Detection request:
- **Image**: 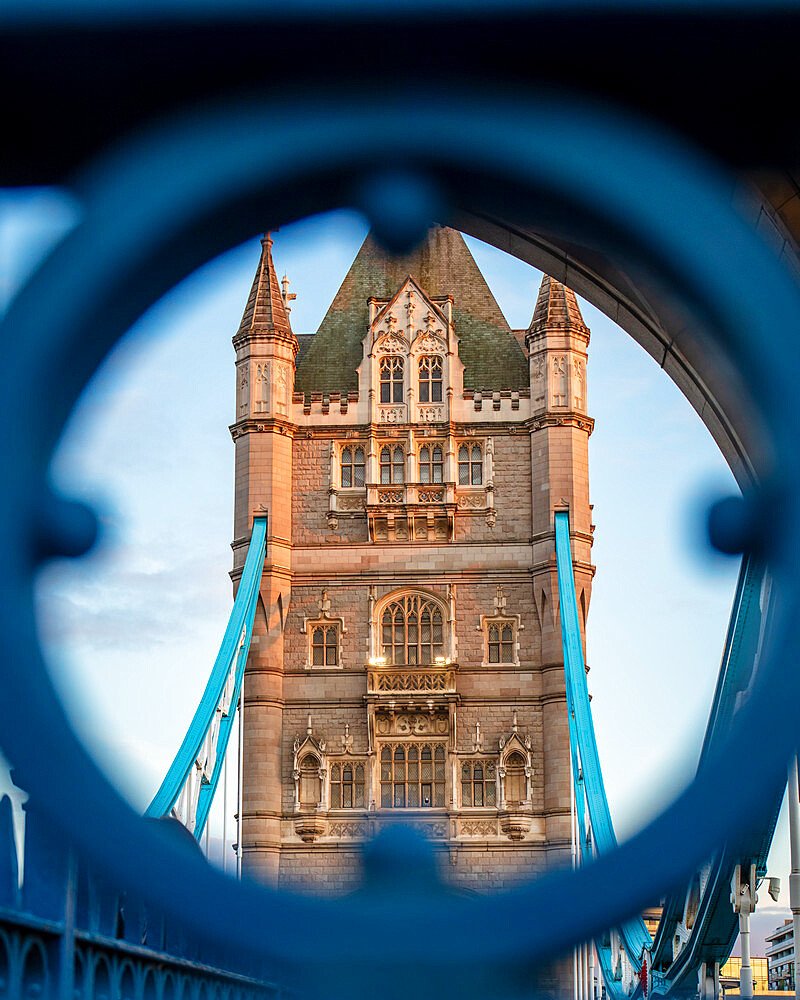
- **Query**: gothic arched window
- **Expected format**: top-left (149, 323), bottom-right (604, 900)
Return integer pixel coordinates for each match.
top-left (418, 356), bottom-right (443, 403)
top-left (419, 444), bottom-right (443, 484)
top-left (380, 446), bottom-right (404, 484)
top-left (340, 446), bottom-right (365, 488)
top-left (461, 760), bottom-right (497, 807)
top-left (458, 444), bottom-right (483, 485)
top-left (298, 754), bottom-right (321, 810)
top-left (330, 762), bottom-right (365, 808)
top-left (380, 593), bottom-right (444, 665)
top-left (380, 743), bottom-right (445, 808)
top-left (380, 356), bottom-right (404, 403)
top-left (504, 751), bottom-right (526, 806)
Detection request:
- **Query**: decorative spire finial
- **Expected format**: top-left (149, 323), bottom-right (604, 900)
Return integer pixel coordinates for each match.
top-left (307, 714), bottom-right (313, 736)
top-left (281, 273), bottom-right (297, 314)
top-left (512, 711), bottom-right (518, 732)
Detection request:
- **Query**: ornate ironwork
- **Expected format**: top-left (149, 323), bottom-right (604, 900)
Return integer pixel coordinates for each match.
top-left (1, 6), bottom-right (800, 998)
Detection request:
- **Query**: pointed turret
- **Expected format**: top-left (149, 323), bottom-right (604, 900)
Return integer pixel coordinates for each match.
top-left (237, 233), bottom-right (293, 339)
top-left (527, 274), bottom-right (589, 337)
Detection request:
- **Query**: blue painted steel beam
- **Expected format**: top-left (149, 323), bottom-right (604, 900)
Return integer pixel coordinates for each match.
top-left (557, 512), bottom-right (784, 999)
top-left (146, 517), bottom-right (267, 835)
top-left (555, 510), bottom-right (653, 982)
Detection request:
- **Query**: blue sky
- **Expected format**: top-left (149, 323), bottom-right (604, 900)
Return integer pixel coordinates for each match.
top-left (1, 193), bottom-right (791, 946)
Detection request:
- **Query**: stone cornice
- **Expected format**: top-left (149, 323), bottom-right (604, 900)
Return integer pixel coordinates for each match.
top-left (525, 412), bottom-right (595, 434)
top-left (229, 417), bottom-right (296, 440)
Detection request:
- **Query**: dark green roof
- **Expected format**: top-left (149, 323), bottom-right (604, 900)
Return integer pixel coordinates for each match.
top-left (295, 227), bottom-right (529, 395)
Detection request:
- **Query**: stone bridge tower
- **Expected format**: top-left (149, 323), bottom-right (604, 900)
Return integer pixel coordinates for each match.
top-left (231, 228), bottom-right (594, 912)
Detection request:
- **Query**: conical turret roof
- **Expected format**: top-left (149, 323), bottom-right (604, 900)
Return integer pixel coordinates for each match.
top-left (528, 274), bottom-right (589, 335)
top-left (295, 226), bottom-right (529, 395)
top-left (236, 233), bottom-right (293, 338)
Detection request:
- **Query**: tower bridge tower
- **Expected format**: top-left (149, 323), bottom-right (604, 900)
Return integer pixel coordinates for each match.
top-left (231, 227), bottom-right (594, 903)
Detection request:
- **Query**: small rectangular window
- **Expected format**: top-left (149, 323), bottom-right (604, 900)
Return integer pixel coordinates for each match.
top-left (310, 623), bottom-right (339, 667)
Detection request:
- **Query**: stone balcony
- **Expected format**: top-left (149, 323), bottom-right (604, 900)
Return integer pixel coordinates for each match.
top-left (366, 481), bottom-right (453, 506)
top-left (365, 481), bottom-right (455, 542)
top-left (366, 663), bottom-right (457, 696)
top-left (329, 481), bottom-right (494, 539)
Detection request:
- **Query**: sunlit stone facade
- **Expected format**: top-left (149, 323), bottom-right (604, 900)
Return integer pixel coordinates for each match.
top-left (232, 228), bottom-right (594, 923)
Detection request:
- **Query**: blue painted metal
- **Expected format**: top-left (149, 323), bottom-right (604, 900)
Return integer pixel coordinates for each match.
top-left (0, 787), bottom-right (281, 998)
top-left (555, 510), bottom-right (652, 987)
top-left (556, 516), bottom-right (784, 998)
top-left (699, 555), bottom-right (764, 765)
top-left (1, 39), bottom-right (800, 999)
top-left (146, 516), bottom-right (267, 836)
top-left (654, 555), bottom-right (783, 996)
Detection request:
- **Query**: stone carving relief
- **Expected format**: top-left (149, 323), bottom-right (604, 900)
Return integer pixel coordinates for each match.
top-left (376, 333), bottom-right (405, 354)
top-left (375, 711), bottom-right (449, 736)
top-left (376, 821), bottom-right (447, 839)
top-left (532, 355), bottom-right (546, 407)
top-left (552, 356), bottom-right (568, 407)
top-left (417, 405), bottom-right (445, 423)
top-left (413, 333), bottom-right (445, 354)
top-left (378, 405), bottom-right (407, 423)
top-left (276, 362), bottom-right (290, 416)
top-left (457, 494), bottom-right (484, 509)
top-left (404, 289), bottom-right (416, 327)
top-left (418, 489), bottom-right (444, 503)
top-left (255, 361), bottom-right (270, 413)
top-left (328, 822), bottom-right (367, 839)
top-left (237, 364), bottom-right (249, 416)
top-left (339, 496), bottom-right (366, 511)
top-left (460, 820), bottom-right (497, 837)
top-left (573, 357), bottom-right (585, 410)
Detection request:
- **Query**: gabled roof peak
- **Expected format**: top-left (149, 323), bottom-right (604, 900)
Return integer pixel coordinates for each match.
top-left (295, 226), bottom-right (529, 395)
top-left (528, 274), bottom-right (588, 336)
top-left (236, 232), bottom-right (294, 340)
top-left (371, 273), bottom-right (451, 328)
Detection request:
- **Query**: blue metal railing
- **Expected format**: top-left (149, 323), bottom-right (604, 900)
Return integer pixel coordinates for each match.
top-left (0, 794), bottom-right (281, 999)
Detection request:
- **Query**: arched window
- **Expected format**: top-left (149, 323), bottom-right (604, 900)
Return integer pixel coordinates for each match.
top-left (381, 593), bottom-right (444, 664)
top-left (311, 624), bottom-right (338, 666)
top-left (380, 446), bottom-right (404, 484)
top-left (461, 760), bottom-right (497, 807)
top-left (458, 444), bottom-right (483, 485)
top-left (418, 444), bottom-right (443, 484)
top-left (340, 446), bottom-right (365, 488)
top-left (504, 751), bottom-right (526, 806)
top-left (380, 743), bottom-right (445, 808)
top-left (380, 356), bottom-right (404, 403)
top-left (299, 754), bottom-right (321, 810)
top-left (330, 762), bottom-right (365, 808)
top-left (418, 356), bottom-right (443, 403)
top-left (488, 623), bottom-right (514, 663)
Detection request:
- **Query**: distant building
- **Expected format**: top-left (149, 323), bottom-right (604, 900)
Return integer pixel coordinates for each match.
top-left (719, 957), bottom-right (770, 995)
top-left (766, 918), bottom-right (795, 991)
